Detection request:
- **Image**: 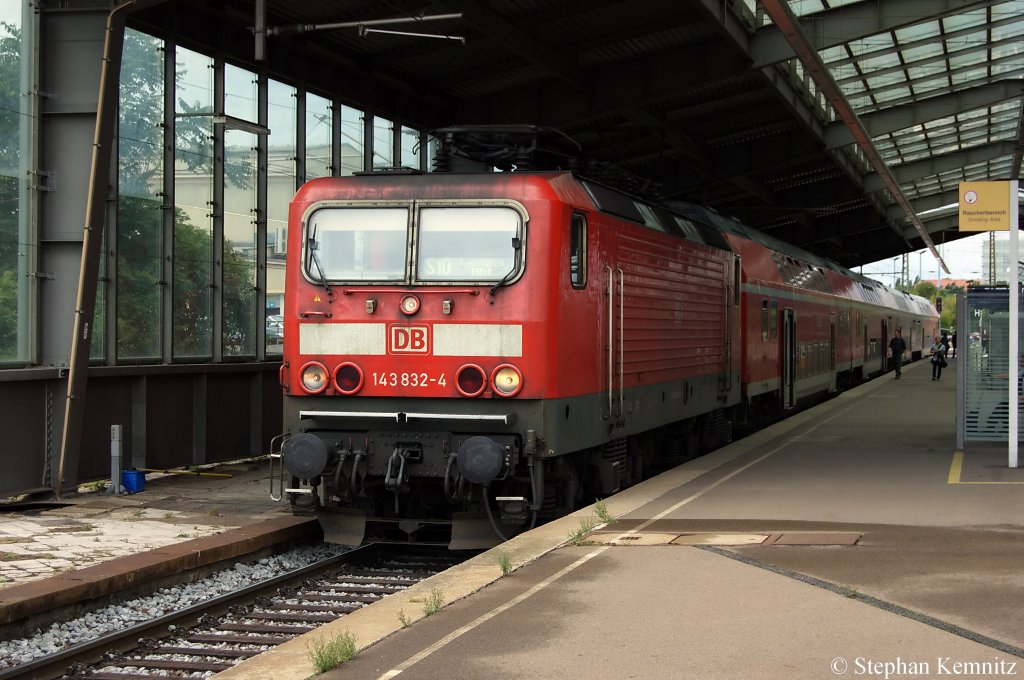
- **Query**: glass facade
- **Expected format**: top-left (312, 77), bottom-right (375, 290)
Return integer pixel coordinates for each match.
top-left (223, 128), bottom-right (257, 358)
top-left (117, 29), bottom-right (164, 361)
top-left (373, 115), bottom-right (394, 169)
top-left (340, 105), bottom-right (363, 176)
top-left (306, 92), bottom-right (332, 180)
top-left (1, 17), bottom-right (424, 367)
top-left (0, 5), bottom-right (23, 362)
top-left (173, 47), bottom-right (214, 360)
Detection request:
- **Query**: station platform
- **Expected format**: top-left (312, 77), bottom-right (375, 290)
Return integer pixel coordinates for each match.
top-left (0, 460), bottom-right (292, 588)
top-left (3, 356), bottom-right (1023, 679)
top-left (215, 356), bottom-right (1024, 680)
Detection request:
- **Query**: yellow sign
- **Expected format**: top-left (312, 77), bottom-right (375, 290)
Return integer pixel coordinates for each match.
top-left (958, 181), bottom-right (1015, 232)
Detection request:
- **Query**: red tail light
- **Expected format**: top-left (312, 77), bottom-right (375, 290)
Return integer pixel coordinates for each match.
top-left (456, 364), bottom-right (486, 397)
top-left (334, 362), bottom-right (364, 395)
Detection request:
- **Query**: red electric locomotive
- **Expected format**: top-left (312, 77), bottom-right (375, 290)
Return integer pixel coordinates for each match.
top-left (272, 129), bottom-right (938, 548)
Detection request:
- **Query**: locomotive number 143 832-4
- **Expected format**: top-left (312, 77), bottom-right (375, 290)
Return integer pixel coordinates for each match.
top-left (372, 371), bottom-right (448, 388)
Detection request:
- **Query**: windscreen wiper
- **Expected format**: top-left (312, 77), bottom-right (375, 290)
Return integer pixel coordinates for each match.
top-left (488, 236), bottom-right (522, 300)
top-left (307, 224), bottom-right (333, 297)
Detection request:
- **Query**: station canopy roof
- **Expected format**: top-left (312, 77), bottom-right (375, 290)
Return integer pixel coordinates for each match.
top-left (130, 0), bottom-right (1024, 270)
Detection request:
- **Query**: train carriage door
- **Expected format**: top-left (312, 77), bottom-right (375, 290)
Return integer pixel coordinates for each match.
top-left (783, 309), bottom-right (796, 409)
top-left (829, 313), bottom-right (837, 393)
top-left (881, 318), bottom-right (890, 374)
top-left (862, 316), bottom-right (869, 377)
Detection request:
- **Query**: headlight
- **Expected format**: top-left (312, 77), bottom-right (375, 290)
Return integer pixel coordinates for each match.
top-left (300, 361), bottom-right (329, 394)
top-left (400, 294), bottom-right (421, 315)
top-left (456, 364), bottom-right (486, 397)
top-left (334, 362), bottom-right (364, 395)
top-left (491, 364), bottom-right (523, 397)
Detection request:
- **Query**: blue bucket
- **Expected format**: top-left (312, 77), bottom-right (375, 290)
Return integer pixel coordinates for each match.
top-left (121, 469), bottom-right (145, 494)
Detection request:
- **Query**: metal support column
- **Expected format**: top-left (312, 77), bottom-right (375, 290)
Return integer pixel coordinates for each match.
top-left (56, 7), bottom-right (128, 497)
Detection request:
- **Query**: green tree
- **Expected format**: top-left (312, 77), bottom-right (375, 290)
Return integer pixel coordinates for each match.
top-left (911, 280), bottom-right (937, 300)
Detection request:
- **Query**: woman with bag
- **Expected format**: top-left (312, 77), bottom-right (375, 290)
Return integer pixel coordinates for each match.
top-left (930, 336), bottom-right (948, 381)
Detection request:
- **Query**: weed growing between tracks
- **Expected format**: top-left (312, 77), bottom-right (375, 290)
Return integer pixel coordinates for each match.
top-left (307, 629), bottom-right (357, 672)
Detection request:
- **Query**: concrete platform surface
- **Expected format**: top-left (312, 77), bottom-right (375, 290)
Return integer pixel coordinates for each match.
top-left (217, 357), bottom-right (1024, 680)
top-left (0, 460), bottom-right (290, 588)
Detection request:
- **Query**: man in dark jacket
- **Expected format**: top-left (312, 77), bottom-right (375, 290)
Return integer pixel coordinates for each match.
top-left (890, 330), bottom-right (907, 379)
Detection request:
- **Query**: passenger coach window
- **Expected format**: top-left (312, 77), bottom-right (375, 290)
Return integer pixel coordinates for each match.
top-left (570, 213), bottom-right (587, 289)
top-left (770, 300), bottom-right (778, 338)
top-left (761, 300), bottom-right (769, 342)
top-left (306, 207), bottom-right (408, 281)
top-left (417, 206), bottom-right (521, 282)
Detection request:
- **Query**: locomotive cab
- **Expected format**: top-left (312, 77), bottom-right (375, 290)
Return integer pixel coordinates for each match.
top-left (273, 178), bottom-right (552, 548)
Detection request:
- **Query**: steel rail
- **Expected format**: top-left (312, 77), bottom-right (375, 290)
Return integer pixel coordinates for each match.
top-left (0, 545), bottom-right (372, 680)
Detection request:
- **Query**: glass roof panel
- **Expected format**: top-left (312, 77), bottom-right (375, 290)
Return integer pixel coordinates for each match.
top-left (942, 9), bottom-right (989, 33)
top-left (993, 63), bottom-right (1024, 78)
top-left (924, 116), bottom-right (955, 131)
top-left (870, 85), bottom-right (911, 105)
top-left (844, 32), bottom-right (894, 60)
top-left (865, 73), bottom-right (906, 90)
top-left (787, 0), bottom-right (827, 16)
top-left (842, 79), bottom-right (866, 97)
top-left (855, 51), bottom-right (902, 73)
top-left (952, 66), bottom-right (991, 85)
top-left (893, 20), bottom-right (940, 44)
top-left (905, 64), bottom-right (945, 82)
top-left (948, 51), bottom-right (990, 71)
top-left (848, 94), bottom-right (874, 111)
top-left (783, 3), bottom-right (1022, 232)
top-left (991, 20), bottom-right (1024, 42)
top-left (819, 45), bottom-right (847, 65)
top-left (900, 43), bottom-right (944, 63)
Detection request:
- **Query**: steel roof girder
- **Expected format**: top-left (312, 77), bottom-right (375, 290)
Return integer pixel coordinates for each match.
top-left (886, 189), bottom-right (960, 220)
top-left (865, 141), bottom-right (1019, 191)
top-left (826, 79), bottom-right (1024, 149)
top-left (758, 0), bottom-right (944, 267)
top-left (750, 0), bottom-right (1001, 68)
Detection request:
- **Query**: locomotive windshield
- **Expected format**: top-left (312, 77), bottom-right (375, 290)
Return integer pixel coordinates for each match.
top-left (304, 204), bottom-right (522, 284)
top-left (416, 206), bottom-right (520, 282)
top-left (306, 207), bottom-right (408, 281)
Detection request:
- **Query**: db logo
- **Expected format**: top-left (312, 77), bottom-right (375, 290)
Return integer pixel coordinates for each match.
top-left (389, 325), bottom-right (430, 354)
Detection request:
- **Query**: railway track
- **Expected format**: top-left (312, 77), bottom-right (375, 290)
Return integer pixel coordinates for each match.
top-left (0, 544), bottom-right (471, 680)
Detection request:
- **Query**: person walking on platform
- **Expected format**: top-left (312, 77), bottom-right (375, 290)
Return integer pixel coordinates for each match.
top-left (930, 336), bottom-right (948, 381)
top-left (950, 332), bottom-right (957, 358)
top-left (890, 330), bottom-right (906, 379)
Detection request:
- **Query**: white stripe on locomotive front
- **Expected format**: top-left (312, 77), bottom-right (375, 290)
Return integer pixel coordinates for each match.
top-left (298, 322), bottom-right (523, 357)
top-left (300, 323), bottom-right (387, 355)
top-left (433, 324), bottom-right (522, 357)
